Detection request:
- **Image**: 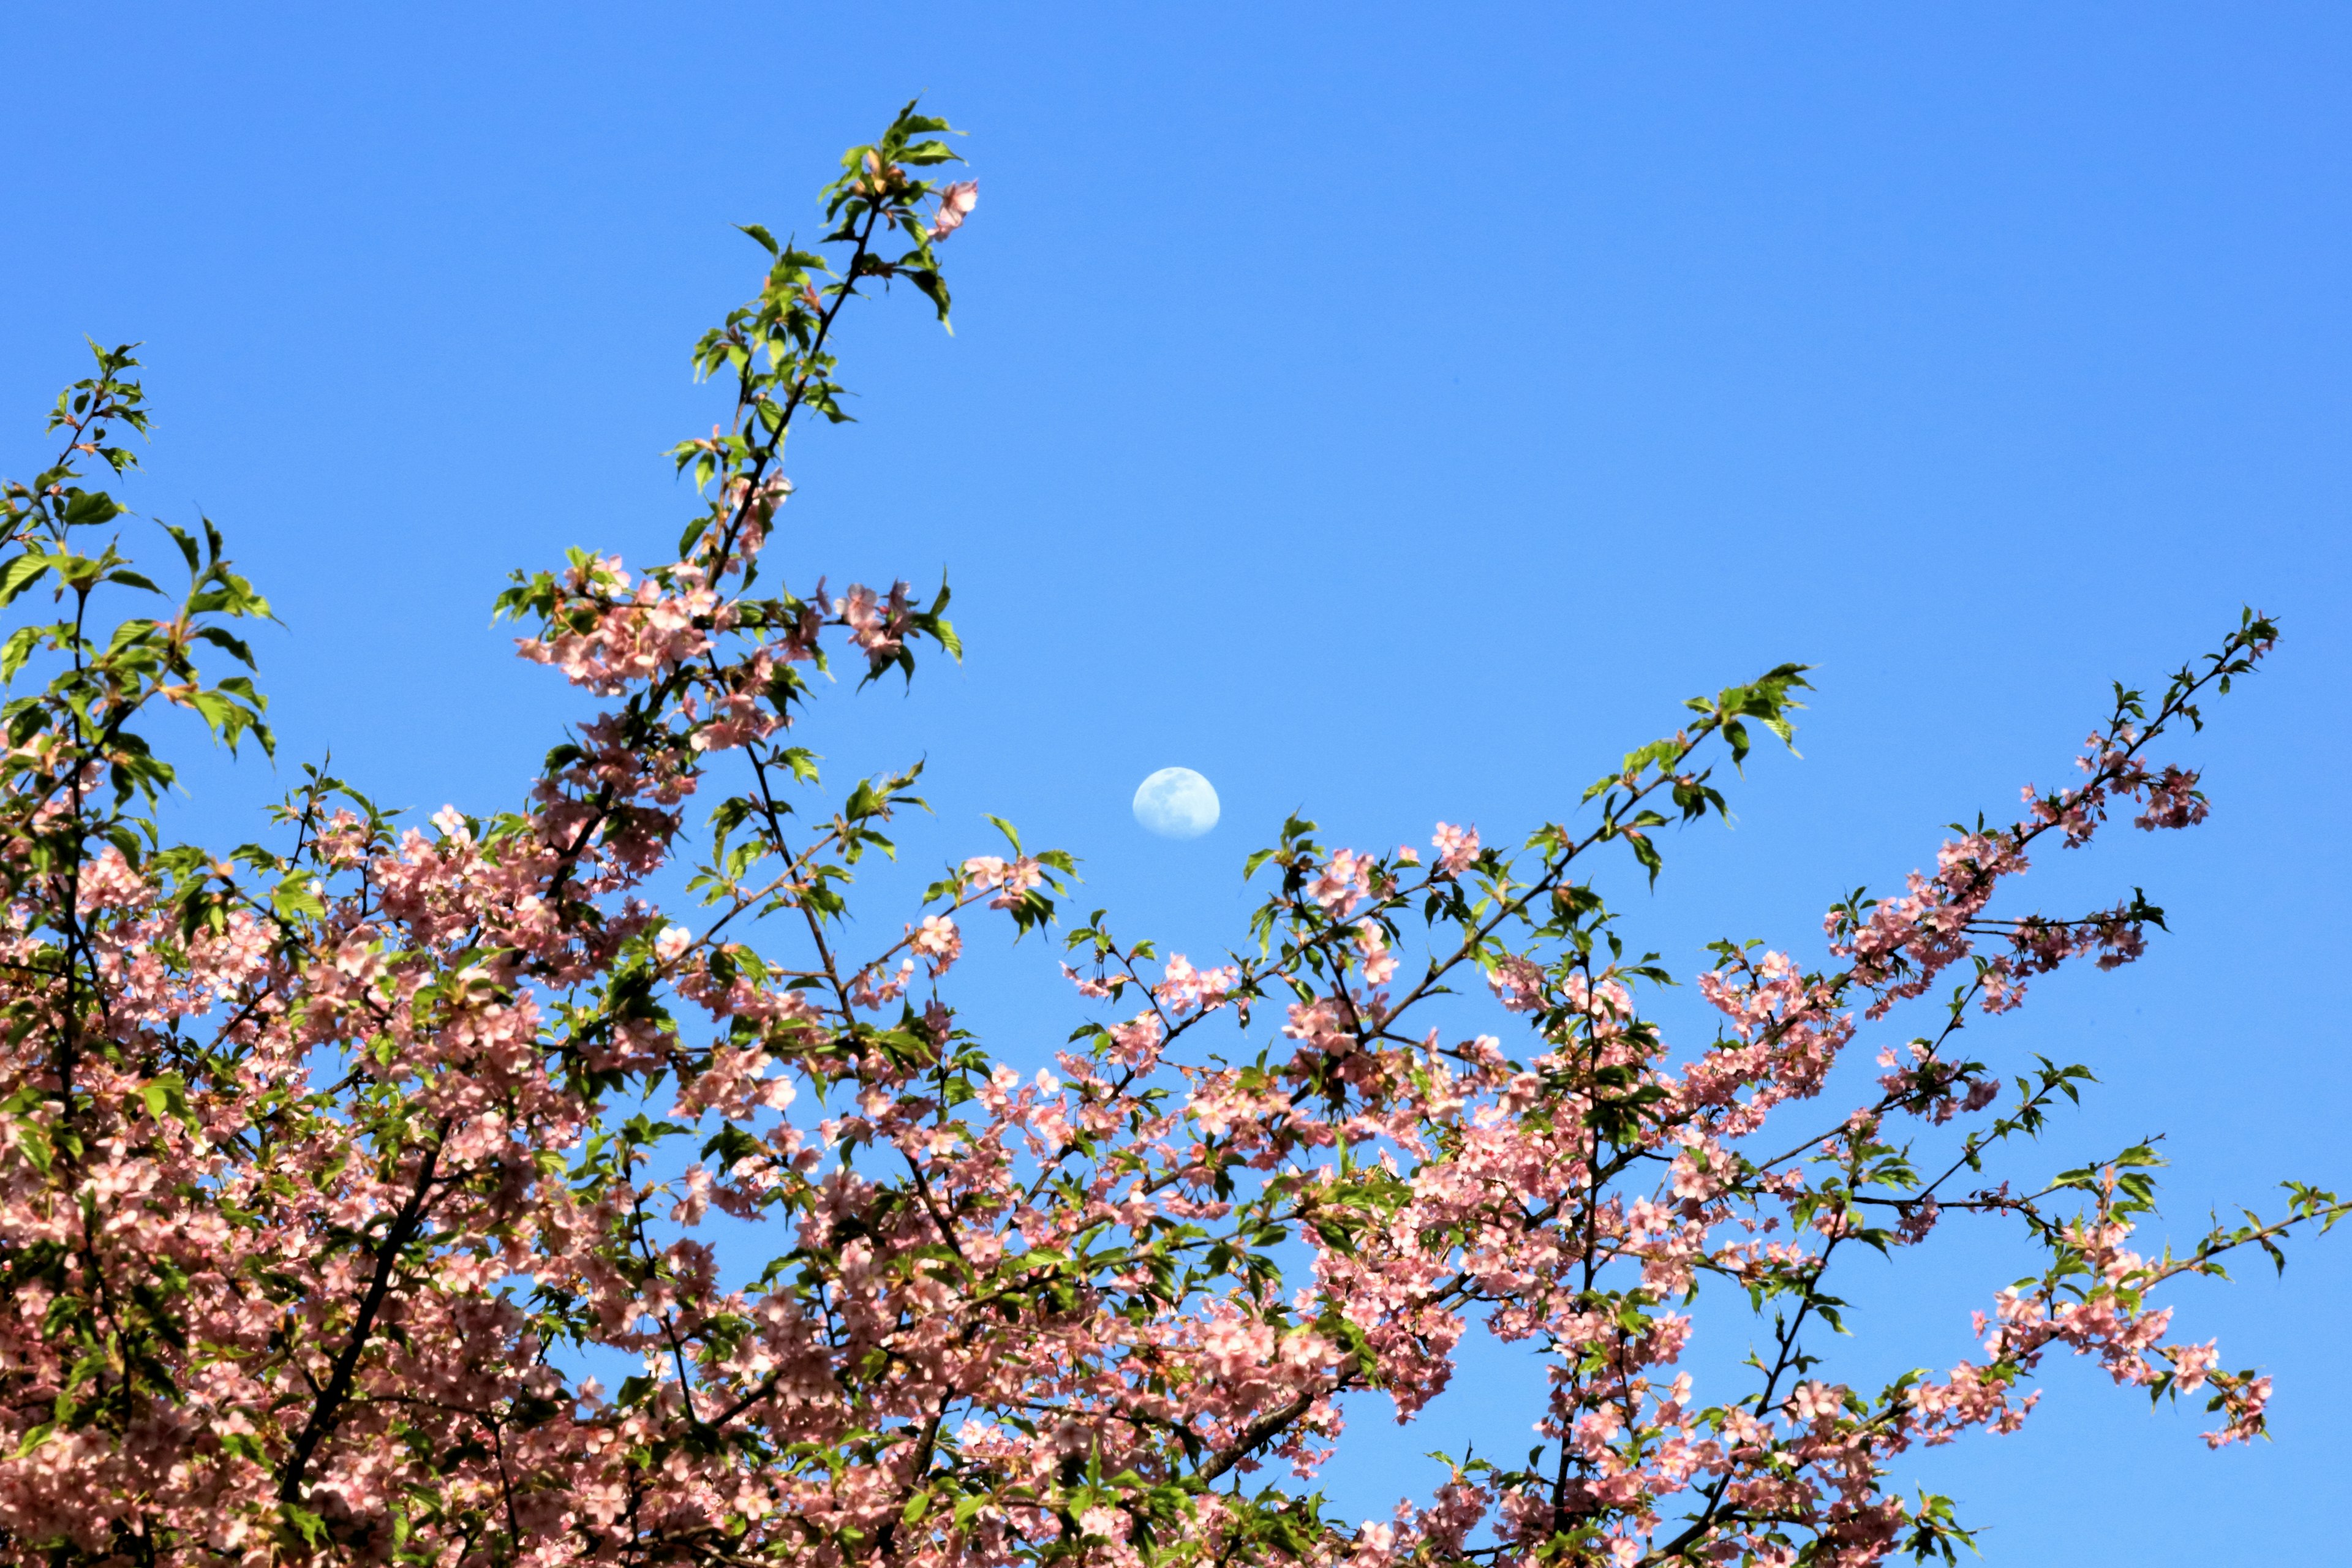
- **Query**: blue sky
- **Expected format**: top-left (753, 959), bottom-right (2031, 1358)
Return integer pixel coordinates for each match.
top-left (5, 4), bottom-right (2348, 1559)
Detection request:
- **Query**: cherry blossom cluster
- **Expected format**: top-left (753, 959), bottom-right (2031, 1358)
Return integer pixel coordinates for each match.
top-left (0, 119), bottom-right (2337, 1568)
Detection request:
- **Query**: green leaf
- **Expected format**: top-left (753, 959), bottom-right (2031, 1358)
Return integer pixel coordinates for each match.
top-left (280, 1503), bottom-right (328, 1547)
top-left (194, 626), bottom-right (257, 667)
top-left (61, 490), bottom-right (121, 530)
top-left (0, 553), bottom-right (54, 608)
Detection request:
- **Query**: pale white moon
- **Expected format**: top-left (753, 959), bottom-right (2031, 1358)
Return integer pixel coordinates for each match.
top-left (1133, 767), bottom-right (1220, 839)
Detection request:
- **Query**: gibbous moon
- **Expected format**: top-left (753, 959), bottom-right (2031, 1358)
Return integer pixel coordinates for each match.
top-left (1133, 767), bottom-right (1220, 840)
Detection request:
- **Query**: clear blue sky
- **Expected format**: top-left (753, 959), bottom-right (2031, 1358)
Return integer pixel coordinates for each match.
top-left (5, 5), bottom-right (2348, 1560)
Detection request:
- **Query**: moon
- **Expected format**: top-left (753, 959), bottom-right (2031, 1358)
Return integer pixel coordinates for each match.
top-left (1133, 767), bottom-right (1220, 840)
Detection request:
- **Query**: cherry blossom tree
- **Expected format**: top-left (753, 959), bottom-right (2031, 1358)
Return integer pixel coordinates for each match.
top-left (0, 104), bottom-right (2340, 1568)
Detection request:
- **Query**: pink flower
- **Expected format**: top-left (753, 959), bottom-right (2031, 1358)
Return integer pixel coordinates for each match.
top-left (1061, 962), bottom-right (1118, 1000)
top-left (836, 580), bottom-right (913, 659)
top-left (910, 913), bottom-right (962, 976)
top-left (848, 957), bottom-right (914, 1009)
top-left (2134, 765), bottom-right (2208, 831)
top-left (1432, 822), bottom-right (1479, 876)
top-left (2168, 1339), bottom-right (2219, 1393)
top-left (929, 179), bottom-right (978, 239)
top-left (1156, 954), bottom-right (1238, 1014)
top-left (1789, 1381), bottom-right (1843, 1425)
top-left (1307, 848), bottom-right (1372, 913)
top-left (964, 853), bottom-right (1044, 909)
top-left (1486, 952), bottom-right (1548, 1012)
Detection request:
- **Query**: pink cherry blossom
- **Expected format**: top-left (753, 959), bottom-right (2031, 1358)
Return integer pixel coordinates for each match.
top-left (1432, 822), bottom-right (1480, 876)
top-left (929, 179), bottom-right (978, 240)
top-left (910, 912), bottom-right (962, 976)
